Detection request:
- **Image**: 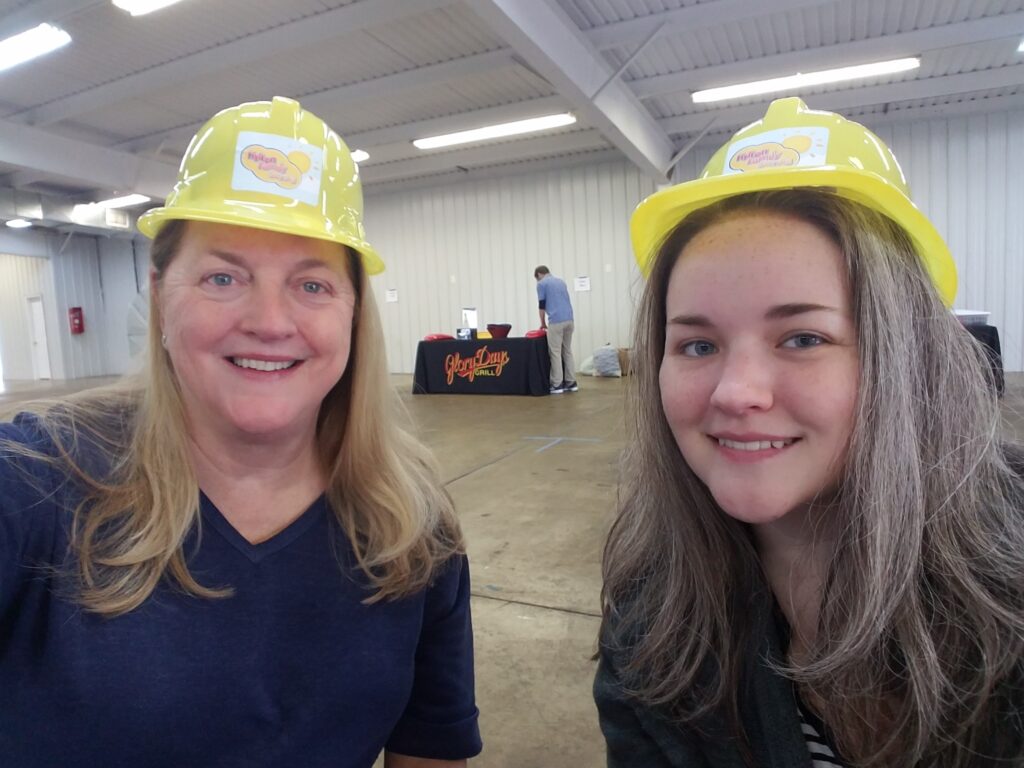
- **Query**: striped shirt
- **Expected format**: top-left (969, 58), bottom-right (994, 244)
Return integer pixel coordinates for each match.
top-left (797, 700), bottom-right (846, 767)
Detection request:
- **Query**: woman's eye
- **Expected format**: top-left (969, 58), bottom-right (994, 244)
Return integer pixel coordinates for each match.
top-left (782, 333), bottom-right (825, 349)
top-left (302, 281), bottom-right (328, 294)
top-left (208, 273), bottom-right (233, 287)
top-left (681, 340), bottom-right (717, 357)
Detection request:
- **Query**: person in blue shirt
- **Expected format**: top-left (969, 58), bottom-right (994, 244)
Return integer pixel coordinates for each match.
top-left (0, 98), bottom-right (481, 768)
top-left (534, 265), bottom-right (578, 394)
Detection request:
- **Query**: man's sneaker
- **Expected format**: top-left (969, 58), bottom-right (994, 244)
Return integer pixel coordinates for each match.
top-left (549, 383), bottom-right (566, 394)
top-left (564, 381), bottom-right (579, 392)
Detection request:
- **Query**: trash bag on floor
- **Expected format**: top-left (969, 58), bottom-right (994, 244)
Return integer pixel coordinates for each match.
top-left (593, 345), bottom-right (622, 377)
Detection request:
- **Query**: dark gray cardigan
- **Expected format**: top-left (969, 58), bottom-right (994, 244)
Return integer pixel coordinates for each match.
top-left (593, 599), bottom-right (816, 768)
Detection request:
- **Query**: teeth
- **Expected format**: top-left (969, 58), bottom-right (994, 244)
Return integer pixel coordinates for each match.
top-left (718, 438), bottom-right (793, 451)
top-left (231, 357), bottom-right (296, 372)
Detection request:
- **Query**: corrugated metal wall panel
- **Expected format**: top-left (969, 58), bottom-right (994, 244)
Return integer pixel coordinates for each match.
top-left (876, 109), bottom-right (1024, 372)
top-left (0, 253), bottom-right (50, 381)
top-left (365, 160), bottom-right (658, 374)
top-left (97, 239), bottom-right (145, 376)
top-left (47, 234), bottom-right (109, 380)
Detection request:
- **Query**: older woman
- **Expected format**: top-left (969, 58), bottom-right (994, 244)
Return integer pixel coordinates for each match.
top-left (0, 98), bottom-right (480, 767)
top-left (596, 98), bottom-right (1024, 766)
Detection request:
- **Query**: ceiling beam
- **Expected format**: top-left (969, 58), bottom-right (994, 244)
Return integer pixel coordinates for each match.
top-left (632, 11), bottom-right (1024, 99)
top-left (10, 0), bottom-right (453, 127)
top-left (469, 0), bottom-right (674, 180)
top-left (0, 0), bottom-right (101, 40)
top-left (360, 129), bottom-right (609, 184)
top-left (0, 116), bottom-right (177, 198)
top-left (658, 65), bottom-right (1024, 136)
top-left (115, 48), bottom-right (518, 154)
top-left (584, 0), bottom-right (838, 50)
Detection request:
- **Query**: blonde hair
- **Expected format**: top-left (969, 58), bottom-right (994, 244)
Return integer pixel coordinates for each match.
top-left (602, 190), bottom-right (1024, 765)
top-left (3, 219), bottom-right (462, 616)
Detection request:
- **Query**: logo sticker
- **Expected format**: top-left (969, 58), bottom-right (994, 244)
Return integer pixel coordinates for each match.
top-left (444, 346), bottom-right (511, 385)
top-left (232, 131), bottom-right (323, 205)
top-left (722, 127), bottom-right (829, 175)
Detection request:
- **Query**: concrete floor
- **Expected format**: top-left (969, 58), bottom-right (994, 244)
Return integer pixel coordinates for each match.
top-left (3, 372), bottom-right (1024, 767)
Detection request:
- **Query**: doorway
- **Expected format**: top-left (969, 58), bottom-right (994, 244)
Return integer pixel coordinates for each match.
top-left (27, 296), bottom-right (51, 380)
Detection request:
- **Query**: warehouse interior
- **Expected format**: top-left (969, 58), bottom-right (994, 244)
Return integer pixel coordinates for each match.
top-left (1, 1), bottom-right (1023, 765)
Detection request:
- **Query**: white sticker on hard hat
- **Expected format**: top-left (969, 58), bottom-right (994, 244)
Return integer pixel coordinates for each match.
top-left (232, 131), bottom-right (324, 205)
top-left (722, 127), bottom-right (830, 175)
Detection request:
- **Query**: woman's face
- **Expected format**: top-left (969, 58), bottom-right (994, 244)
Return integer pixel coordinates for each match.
top-left (156, 221), bottom-right (357, 444)
top-left (659, 210), bottom-right (859, 526)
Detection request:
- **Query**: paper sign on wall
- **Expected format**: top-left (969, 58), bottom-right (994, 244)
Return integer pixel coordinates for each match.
top-left (385, 289), bottom-right (398, 303)
top-left (574, 276), bottom-right (591, 292)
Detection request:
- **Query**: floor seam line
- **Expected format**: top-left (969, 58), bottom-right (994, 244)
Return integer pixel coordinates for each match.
top-left (470, 591), bottom-right (601, 618)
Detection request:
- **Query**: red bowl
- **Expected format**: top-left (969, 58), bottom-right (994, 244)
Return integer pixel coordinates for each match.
top-left (487, 323), bottom-right (512, 339)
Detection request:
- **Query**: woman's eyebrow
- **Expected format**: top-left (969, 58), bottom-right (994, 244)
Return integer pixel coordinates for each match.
top-left (667, 314), bottom-right (713, 327)
top-left (763, 302), bottom-right (839, 320)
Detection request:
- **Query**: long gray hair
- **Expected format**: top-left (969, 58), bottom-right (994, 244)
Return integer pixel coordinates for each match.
top-left (601, 189), bottom-right (1024, 765)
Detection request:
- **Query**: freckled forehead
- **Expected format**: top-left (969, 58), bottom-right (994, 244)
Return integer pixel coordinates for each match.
top-left (667, 212), bottom-right (850, 311)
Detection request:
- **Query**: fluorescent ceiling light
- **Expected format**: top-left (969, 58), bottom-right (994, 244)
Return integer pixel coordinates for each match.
top-left (691, 57), bottom-right (921, 104)
top-left (413, 113), bottom-right (577, 150)
top-left (1019, 38), bottom-right (1024, 52)
top-left (5, 218), bottom-right (32, 229)
top-left (111, 0), bottom-right (188, 15)
top-left (0, 23), bottom-right (71, 73)
top-left (96, 193), bottom-right (151, 208)
top-left (350, 149), bottom-right (370, 163)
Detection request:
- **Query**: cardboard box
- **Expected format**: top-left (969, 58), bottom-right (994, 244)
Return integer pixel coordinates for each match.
top-left (617, 347), bottom-right (631, 376)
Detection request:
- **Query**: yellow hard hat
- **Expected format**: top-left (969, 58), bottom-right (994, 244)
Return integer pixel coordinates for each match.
top-left (138, 96), bottom-right (384, 275)
top-left (631, 97), bottom-right (956, 305)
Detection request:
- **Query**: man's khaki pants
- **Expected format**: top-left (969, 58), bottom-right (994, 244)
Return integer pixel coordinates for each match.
top-left (547, 320), bottom-right (576, 387)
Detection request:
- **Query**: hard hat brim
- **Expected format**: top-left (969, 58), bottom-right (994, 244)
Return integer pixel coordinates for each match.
top-left (137, 205), bottom-right (386, 276)
top-left (631, 165), bottom-right (957, 306)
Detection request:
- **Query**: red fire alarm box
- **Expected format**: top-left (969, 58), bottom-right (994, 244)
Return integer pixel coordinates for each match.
top-left (68, 307), bottom-right (85, 335)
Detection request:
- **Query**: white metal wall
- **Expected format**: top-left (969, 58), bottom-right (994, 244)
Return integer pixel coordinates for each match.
top-left (0, 253), bottom-right (56, 381)
top-left (365, 160), bottom-right (657, 374)
top-left (97, 238), bottom-right (147, 376)
top-left (46, 235), bottom-right (110, 380)
top-left (877, 110), bottom-right (1024, 374)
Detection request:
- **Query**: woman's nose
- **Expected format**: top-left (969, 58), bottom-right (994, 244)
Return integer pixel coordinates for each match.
top-left (239, 284), bottom-right (297, 340)
top-left (708, 350), bottom-right (774, 414)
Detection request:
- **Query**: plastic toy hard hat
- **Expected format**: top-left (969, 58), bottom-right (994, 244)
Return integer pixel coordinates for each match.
top-left (631, 97), bottom-right (957, 305)
top-left (138, 96), bottom-right (383, 275)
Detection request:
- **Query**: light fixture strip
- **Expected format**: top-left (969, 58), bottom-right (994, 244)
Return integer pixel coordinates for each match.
top-left (413, 113), bottom-right (577, 150)
top-left (0, 23), bottom-right (71, 73)
top-left (95, 194), bottom-right (152, 209)
top-left (1018, 38), bottom-right (1024, 53)
top-left (691, 57), bottom-right (921, 104)
top-left (111, 0), bottom-right (188, 16)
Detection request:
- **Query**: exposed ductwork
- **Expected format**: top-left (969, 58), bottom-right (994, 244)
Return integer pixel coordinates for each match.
top-left (0, 188), bottom-right (144, 237)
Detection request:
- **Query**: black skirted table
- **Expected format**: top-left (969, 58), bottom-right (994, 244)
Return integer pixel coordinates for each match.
top-left (413, 336), bottom-right (551, 396)
top-left (964, 323), bottom-right (1004, 396)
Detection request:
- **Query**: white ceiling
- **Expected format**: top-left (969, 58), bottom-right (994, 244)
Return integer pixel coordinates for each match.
top-left (0, 0), bottom-right (1021, 226)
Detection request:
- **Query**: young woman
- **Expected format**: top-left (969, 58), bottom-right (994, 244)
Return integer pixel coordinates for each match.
top-left (0, 98), bottom-right (480, 767)
top-left (596, 98), bottom-right (1024, 767)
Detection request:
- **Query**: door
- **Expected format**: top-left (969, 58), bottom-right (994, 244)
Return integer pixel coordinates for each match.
top-left (28, 296), bottom-right (51, 380)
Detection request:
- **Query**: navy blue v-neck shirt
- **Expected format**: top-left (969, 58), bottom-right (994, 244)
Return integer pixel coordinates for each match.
top-left (0, 414), bottom-right (481, 767)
